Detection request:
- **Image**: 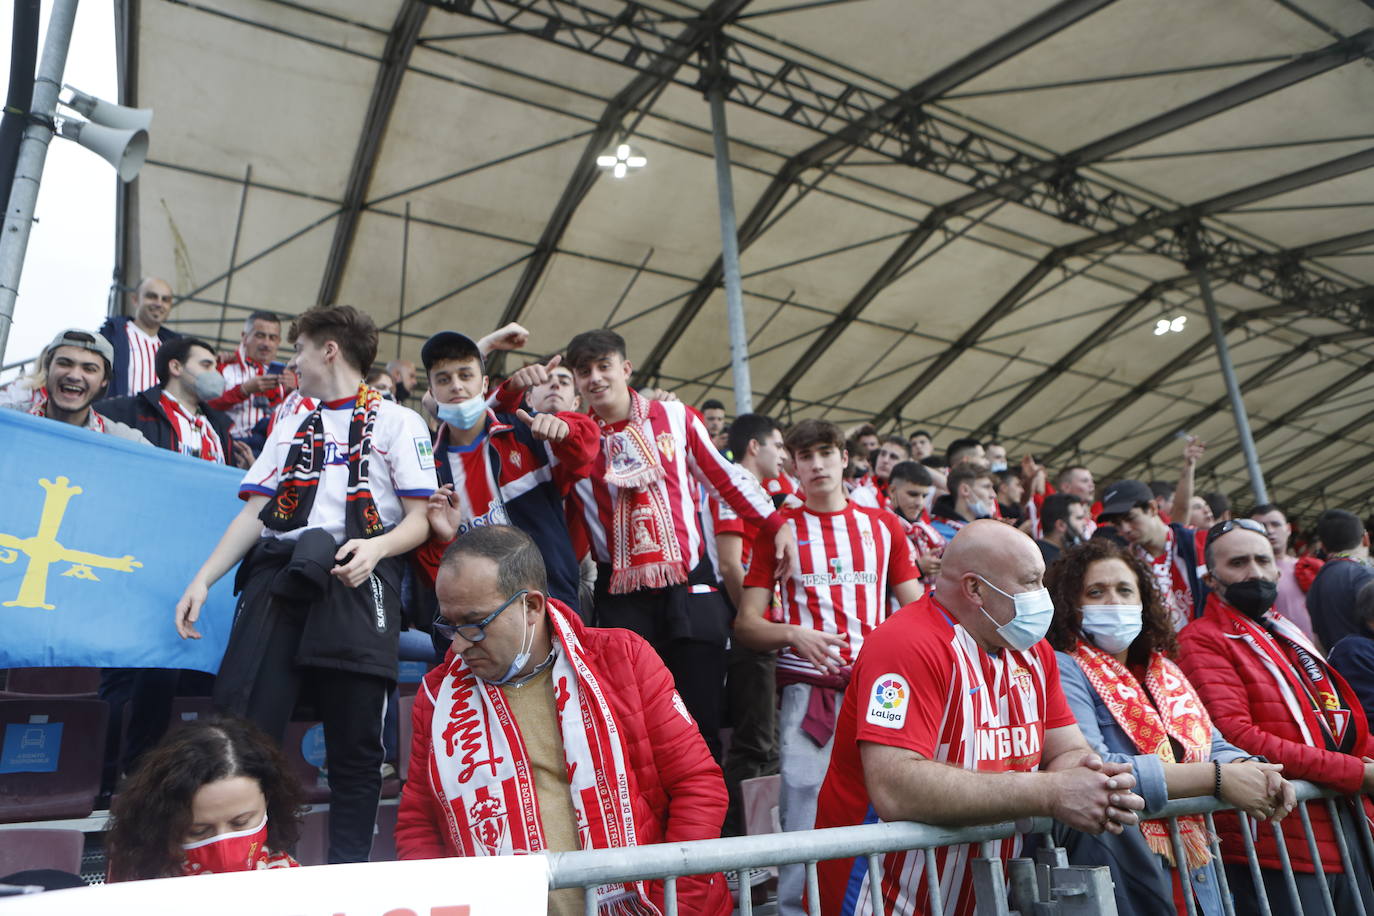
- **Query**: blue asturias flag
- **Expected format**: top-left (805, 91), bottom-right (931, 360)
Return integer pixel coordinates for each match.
top-left (0, 409), bottom-right (242, 672)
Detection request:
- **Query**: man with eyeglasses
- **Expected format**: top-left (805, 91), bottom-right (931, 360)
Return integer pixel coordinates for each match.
top-left (397, 525), bottom-right (732, 916)
top-left (99, 276), bottom-right (181, 397)
top-left (1178, 517), bottom-right (1374, 913)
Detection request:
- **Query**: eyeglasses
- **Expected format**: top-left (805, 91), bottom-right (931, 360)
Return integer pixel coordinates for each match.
top-left (433, 589), bottom-right (528, 644)
top-left (1205, 518), bottom-right (1266, 549)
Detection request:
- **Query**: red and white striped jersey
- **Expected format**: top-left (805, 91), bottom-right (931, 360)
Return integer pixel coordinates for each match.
top-left (816, 596), bottom-right (1075, 916)
top-left (744, 502), bottom-right (918, 675)
top-left (213, 346), bottom-right (287, 438)
top-left (569, 399), bottom-right (776, 575)
top-left (124, 322), bottom-right (162, 395)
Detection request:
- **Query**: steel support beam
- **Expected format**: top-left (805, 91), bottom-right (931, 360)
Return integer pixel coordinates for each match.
top-left (704, 41), bottom-right (752, 414)
top-left (0, 0), bottom-right (77, 363)
top-left (632, 0), bottom-right (1120, 385)
top-left (1197, 359), bottom-right (1374, 479)
top-left (486, 0), bottom-right (751, 374)
top-left (1035, 286), bottom-right (1373, 467)
top-left (746, 33), bottom-right (1374, 412)
top-left (975, 228), bottom-right (1374, 436)
top-left (1198, 266), bottom-right (1269, 504)
top-left (317, 0), bottom-right (428, 307)
top-left (1264, 404), bottom-right (1374, 485)
top-left (1282, 450), bottom-right (1374, 507)
top-left (873, 148), bottom-right (1374, 429)
top-left (1104, 331), bottom-right (1360, 481)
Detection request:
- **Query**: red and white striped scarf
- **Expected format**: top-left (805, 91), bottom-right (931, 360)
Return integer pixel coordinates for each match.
top-left (1216, 595), bottom-right (1358, 752)
top-left (1072, 642), bottom-right (1212, 868)
top-left (160, 392), bottom-right (225, 463)
top-left (26, 387), bottom-right (108, 432)
top-left (430, 606), bottom-right (659, 915)
top-left (598, 390), bottom-right (686, 594)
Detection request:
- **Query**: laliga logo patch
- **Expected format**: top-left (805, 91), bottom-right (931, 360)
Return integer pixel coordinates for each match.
top-left (866, 673), bottom-right (909, 729)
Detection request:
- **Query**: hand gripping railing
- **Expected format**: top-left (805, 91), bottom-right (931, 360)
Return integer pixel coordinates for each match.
top-left (545, 780), bottom-right (1370, 916)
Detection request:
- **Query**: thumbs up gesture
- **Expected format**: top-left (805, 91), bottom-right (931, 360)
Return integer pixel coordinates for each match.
top-left (508, 354), bottom-right (562, 394)
top-left (516, 408), bottom-right (569, 443)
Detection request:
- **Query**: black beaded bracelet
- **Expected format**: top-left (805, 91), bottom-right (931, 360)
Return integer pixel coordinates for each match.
top-left (1213, 760), bottom-right (1223, 799)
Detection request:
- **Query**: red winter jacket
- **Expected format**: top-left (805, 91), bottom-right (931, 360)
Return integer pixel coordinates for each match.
top-left (1178, 593), bottom-right (1374, 872)
top-left (396, 601), bottom-right (731, 914)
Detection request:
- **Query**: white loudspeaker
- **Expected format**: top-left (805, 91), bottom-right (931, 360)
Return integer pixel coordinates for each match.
top-left (62, 86), bottom-right (153, 132)
top-left (58, 119), bottom-right (149, 182)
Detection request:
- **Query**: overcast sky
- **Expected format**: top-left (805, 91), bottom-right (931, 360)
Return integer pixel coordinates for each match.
top-left (1, 0), bottom-right (116, 379)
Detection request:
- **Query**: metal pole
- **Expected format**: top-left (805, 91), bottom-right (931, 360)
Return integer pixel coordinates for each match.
top-left (1197, 265), bottom-right (1270, 504)
top-left (706, 54), bottom-right (753, 416)
top-left (0, 0), bottom-right (80, 364)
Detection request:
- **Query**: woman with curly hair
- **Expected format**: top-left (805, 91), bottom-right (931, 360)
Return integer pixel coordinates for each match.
top-left (1044, 539), bottom-right (1296, 916)
top-left (106, 716), bottom-right (305, 880)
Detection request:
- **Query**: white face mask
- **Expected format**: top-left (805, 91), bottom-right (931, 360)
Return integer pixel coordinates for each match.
top-left (977, 575), bottom-right (1054, 651)
top-left (1080, 604), bottom-right (1144, 655)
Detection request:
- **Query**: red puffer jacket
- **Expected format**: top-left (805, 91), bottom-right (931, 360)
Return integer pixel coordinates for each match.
top-left (1178, 593), bottom-right (1374, 872)
top-left (397, 600), bottom-right (731, 914)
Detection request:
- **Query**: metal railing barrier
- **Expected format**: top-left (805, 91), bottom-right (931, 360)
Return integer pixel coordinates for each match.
top-left (545, 780), bottom-right (1367, 915)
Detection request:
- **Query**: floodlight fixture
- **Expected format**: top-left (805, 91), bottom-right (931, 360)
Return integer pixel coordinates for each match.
top-left (1154, 316), bottom-right (1187, 336)
top-left (596, 143), bottom-right (647, 179)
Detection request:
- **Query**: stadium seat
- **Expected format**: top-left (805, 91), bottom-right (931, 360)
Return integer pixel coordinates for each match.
top-left (282, 721), bottom-right (402, 805)
top-left (0, 698), bottom-right (108, 822)
top-left (3, 668), bottom-right (100, 697)
top-left (166, 696), bottom-right (215, 732)
top-left (0, 828), bottom-right (83, 875)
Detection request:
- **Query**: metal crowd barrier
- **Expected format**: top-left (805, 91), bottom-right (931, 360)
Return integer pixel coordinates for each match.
top-left (545, 780), bottom-right (1370, 916)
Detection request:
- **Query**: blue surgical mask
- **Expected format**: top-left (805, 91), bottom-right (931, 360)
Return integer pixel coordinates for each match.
top-left (489, 605), bottom-right (535, 686)
top-left (989, 461), bottom-right (1008, 473)
top-left (967, 499), bottom-right (994, 519)
top-left (977, 575), bottom-right (1054, 651)
top-left (1080, 604), bottom-right (1143, 655)
top-left (436, 394), bottom-right (486, 430)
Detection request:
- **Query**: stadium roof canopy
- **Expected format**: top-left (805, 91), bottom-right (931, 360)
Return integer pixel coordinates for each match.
top-left (120, 0), bottom-right (1374, 516)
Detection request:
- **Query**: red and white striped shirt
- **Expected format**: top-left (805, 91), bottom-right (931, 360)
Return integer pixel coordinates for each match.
top-left (213, 346), bottom-right (285, 437)
top-left (816, 596), bottom-right (1075, 915)
top-left (744, 502), bottom-right (917, 675)
top-left (569, 399), bottom-right (776, 575)
top-left (124, 322), bottom-right (162, 395)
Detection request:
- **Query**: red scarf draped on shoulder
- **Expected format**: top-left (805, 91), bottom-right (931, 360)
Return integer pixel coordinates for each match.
top-left (1071, 641), bottom-right (1212, 868)
top-left (597, 390), bottom-right (686, 594)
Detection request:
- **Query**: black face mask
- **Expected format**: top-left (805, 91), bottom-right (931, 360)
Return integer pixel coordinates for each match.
top-left (1223, 578), bottom-right (1278, 618)
top-left (394, 381), bottom-right (410, 402)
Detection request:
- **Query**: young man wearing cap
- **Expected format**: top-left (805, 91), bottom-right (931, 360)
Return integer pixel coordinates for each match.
top-left (174, 305), bottom-right (435, 864)
top-left (413, 331), bottom-right (599, 614)
top-left (1099, 478), bottom-right (1209, 630)
top-left (1, 328), bottom-right (148, 443)
top-left (98, 276), bottom-right (181, 397)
